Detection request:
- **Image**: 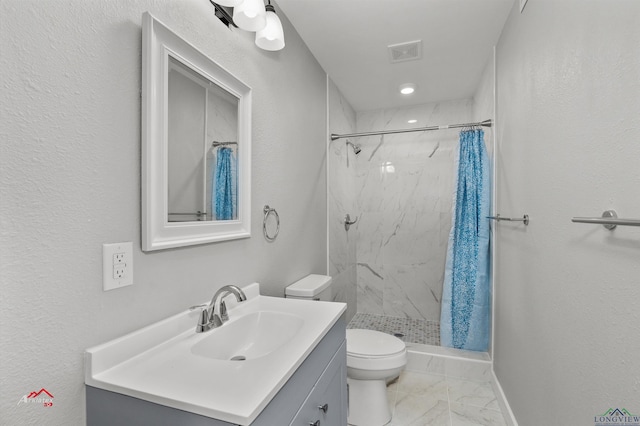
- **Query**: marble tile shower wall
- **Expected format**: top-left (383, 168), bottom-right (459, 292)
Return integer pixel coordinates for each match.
top-left (355, 100), bottom-right (474, 322)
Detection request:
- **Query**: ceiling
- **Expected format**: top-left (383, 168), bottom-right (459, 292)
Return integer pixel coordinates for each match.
top-left (276, 0), bottom-right (514, 112)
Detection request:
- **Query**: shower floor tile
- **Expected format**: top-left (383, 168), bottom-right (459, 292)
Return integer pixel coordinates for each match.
top-left (347, 312), bottom-right (441, 346)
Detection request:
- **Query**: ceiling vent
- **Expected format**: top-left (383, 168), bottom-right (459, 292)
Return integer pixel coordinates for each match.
top-left (388, 40), bottom-right (422, 63)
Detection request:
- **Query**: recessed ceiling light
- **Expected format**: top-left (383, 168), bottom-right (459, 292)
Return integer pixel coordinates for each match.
top-left (408, 119), bottom-right (417, 124)
top-left (399, 83), bottom-right (416, 95)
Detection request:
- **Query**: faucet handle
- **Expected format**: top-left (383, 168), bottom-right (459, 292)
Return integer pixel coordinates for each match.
top-left (196, 309), bottom-right (210, 333)
top-left (219, 301), bottom-right (229, 322)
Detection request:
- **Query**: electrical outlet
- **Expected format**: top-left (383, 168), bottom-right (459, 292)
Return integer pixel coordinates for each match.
top-left (103, 242), bottom-right (133, 291)
top-left (113, 253), bottom-right (125, 264)
top-left (113, 265), bottom-right (126, 280)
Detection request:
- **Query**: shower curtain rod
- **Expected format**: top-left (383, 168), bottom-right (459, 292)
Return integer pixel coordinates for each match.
top-left (330, 119), bottom-right (492, 141)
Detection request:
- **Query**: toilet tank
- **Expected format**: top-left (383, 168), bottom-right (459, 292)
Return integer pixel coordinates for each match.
top-left (285, 274), bottom-right (333, 301)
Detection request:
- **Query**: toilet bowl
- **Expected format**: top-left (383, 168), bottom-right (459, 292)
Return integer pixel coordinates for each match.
top-left (346, 329), bottom-right (406, 426)
top-left (285, 275), bottom-right (407, 426)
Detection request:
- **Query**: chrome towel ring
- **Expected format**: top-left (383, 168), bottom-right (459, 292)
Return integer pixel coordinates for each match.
top-left (263, 205), bottom-right (280, 242)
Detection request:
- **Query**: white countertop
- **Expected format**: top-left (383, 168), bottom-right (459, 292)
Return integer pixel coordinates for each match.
top-left (85, 283), bottom-right (346, 425)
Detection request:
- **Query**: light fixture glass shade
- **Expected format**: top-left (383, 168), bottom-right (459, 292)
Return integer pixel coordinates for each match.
top-left (255, 6), bottom-right (285, 51)
top-left (233, 0), bottom-right (267, 32)
top-left (214, 0), bottom-right (244, 7)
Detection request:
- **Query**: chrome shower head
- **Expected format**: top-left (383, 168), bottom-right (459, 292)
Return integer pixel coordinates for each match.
top-left (346, 140), bottom-right (361, 155)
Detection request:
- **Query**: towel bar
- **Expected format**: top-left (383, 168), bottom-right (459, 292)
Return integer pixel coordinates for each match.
top-left (487, 214), bottom-right (529, 225)
top-left (571, 210), bottom-right (640, 230)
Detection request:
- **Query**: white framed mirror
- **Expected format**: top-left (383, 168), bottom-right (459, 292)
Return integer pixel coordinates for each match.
top-left (142, 12), bottom-right (251, 251)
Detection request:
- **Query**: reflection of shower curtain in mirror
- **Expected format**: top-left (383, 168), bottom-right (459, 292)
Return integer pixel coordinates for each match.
top-left (211, 147), bottom-right (237, 220)
top-left (440, 129), bottom-right (490, 352)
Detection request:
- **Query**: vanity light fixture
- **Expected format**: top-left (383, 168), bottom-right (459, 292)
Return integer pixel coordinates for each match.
top-left (255, 1), bottom-right (285, 51)
top-left (233, 0), bottom-right (267, 31)
top-left (210, 1), bottom-right (237, 28)
top-left (212, 0), bottom-right (285, 51)
top-left (399, 83), bottom-right (416, 95)
top-left (407, 119), bottom-right (417, 124)
top-left (214, 0), bottom-right (244, 7)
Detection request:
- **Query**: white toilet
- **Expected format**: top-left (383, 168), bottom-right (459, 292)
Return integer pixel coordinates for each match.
top-left (286, 274), bottom-right (407, 426)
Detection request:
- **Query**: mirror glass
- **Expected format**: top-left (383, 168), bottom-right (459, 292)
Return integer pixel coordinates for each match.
top-left (142, 12), bottom-right (251, 251)
top-left (167, 57), bottom-right (239, 222)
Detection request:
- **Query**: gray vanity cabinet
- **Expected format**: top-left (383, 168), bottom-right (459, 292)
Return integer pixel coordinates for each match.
top-left (290, 342), bottom-right (346, 426)
top-left (86, 319), bottom-right (347, 426)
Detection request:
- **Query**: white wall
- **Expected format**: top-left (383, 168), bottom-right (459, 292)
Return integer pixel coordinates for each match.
top-left (473, 53), bottom-right (496, 356)
top-left (494, 1), bottom-right (640, 424)
top-left (473, 54), bottom-right (495, 158)
top-left (0, 1), bottom-right (327, 424)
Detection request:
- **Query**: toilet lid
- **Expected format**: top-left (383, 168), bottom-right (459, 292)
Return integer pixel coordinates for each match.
top-left (346, 329), bottom-right (406, 358)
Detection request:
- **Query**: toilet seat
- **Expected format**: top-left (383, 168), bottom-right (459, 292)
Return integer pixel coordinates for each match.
top-left (347, 329), bottom-right (406, 358)
top-left (346, 329), bottom-right (407, 371)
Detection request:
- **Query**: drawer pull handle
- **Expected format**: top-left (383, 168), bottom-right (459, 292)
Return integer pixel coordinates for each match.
top-left (309, 421), bottom-right (320, 426)
top-left (318, 403), bottom-right (328, 413)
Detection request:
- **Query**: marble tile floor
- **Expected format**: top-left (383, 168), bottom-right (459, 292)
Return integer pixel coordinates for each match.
top-left (385, 369), bottom-right (508, 426)
top-left (347, 312), bottom-right (440, 346)
top-left (347, 313), bottom-right (507, 425)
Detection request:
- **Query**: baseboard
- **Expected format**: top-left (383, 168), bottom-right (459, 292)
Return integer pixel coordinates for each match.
top-left (490, 368), bottom-right (519, 426)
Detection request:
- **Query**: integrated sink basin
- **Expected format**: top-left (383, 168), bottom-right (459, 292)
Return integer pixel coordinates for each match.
top-left (84, 283), bottom-right (346, 425)
top-left (191, 310), bottom-right (304, 361)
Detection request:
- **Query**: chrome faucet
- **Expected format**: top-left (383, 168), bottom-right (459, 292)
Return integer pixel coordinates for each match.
top-left (196, 285), bottom-right (247, 333)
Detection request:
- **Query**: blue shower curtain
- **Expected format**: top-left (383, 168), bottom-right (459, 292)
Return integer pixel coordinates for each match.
top-left (212, 147), bottom-right (237, 220)
top-left (440, 129), bottom-right (491, 351)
